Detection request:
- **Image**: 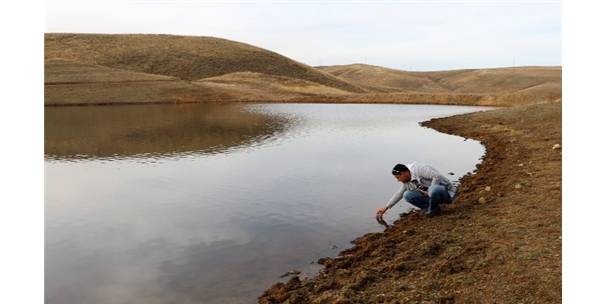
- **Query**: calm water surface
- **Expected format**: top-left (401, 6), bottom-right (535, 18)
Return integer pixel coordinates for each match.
top-left (45, 103), bottom-right (490, 304)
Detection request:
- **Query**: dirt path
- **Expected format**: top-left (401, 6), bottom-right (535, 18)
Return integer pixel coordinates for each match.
top-left (259, 101), bottom-right (561, 303)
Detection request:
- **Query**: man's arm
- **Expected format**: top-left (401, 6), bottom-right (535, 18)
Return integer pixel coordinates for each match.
top-left (377, 184), bottom-right (407, 217)
top-left (385, 183), bottom-right (406, 210)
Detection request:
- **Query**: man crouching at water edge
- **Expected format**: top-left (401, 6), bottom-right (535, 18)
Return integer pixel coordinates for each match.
top-left (376, 162), bottom-right (458, 219)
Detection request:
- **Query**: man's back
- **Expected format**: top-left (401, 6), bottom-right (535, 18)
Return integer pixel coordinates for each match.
top-left (407, 162), bottom-right (454, 195)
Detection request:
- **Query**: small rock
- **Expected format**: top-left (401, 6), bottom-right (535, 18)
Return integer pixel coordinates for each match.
top-left (484, 186), bottom-right (491, 192)
top-left (552, 144), bottom-right (561, 150)
top-left (279, 270), bottom-right (301, 278)
top-left (478, 197), bottom-right (487, 204)
top-left (448, 172), bottom-right (455, 175)
top-left (515, 184), bottom-right (522, 189)
top-left (517, 163), bottom-right (524, 167)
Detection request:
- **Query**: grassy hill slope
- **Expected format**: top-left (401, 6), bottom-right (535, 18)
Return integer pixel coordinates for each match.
top-left (317, 64), bottom-right (450, 93)
top-left (45, 59), bottom-right (177, 83)
top-left (420, 66), bottom-right (562, 94)
top-left (45, 59), bottom-right (238, 105)
top-left (195, 72), bottom-right (353, 101)
top-left (319, 64), bottom-right (561, 96)
top-left (44, 34), bottom-right (561, 106)
top-left (45, 33), bottom-right (364, 93)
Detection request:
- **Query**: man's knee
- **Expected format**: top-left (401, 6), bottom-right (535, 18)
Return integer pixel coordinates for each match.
top-left (428, 185), bottom-right (447, 197)
top-left (404, 190), bottom-right (416, 202)
top-left (428, 185), bottom-right (451, 204)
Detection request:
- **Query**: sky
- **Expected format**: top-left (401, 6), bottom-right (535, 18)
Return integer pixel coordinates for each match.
top-left (45, 0), bottom-right (561, 71)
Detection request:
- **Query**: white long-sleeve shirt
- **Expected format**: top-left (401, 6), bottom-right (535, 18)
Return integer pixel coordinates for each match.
top-left (385, 162), bottom-right (457, 210)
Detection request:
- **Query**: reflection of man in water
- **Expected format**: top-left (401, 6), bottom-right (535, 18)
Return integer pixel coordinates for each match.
top-left (376, 163), bottom-right (457, 220)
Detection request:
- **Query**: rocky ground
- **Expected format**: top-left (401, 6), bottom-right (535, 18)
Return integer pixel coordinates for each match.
top-left (259, 101), bottom-right (562, 303)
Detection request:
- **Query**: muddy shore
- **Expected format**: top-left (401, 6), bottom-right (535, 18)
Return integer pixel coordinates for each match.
top-left (259, 101), bottom-right (561, 303)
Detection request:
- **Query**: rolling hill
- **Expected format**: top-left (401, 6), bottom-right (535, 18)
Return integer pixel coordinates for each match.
top-left (45, 33), bottom-right (364, 93)
top-left (316, 64), bottom-right (450, 93)
top-left (44, 33), bottom-right (561, 106)
top-left (318, 64), bottom-right (561, 95)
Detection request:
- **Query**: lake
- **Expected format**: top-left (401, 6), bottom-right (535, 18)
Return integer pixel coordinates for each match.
top-left (45, 103), bottom-right (490, 304)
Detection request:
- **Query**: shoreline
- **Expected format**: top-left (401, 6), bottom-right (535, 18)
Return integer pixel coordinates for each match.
top-left (43, 99), bottom-right (508, 108)
top-left (259, 101), bottom-right (561, 303)
top-left (44, 92), bottom-right (558, 107)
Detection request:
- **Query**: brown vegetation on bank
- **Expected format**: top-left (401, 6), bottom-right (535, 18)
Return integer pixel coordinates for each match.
top-left (260, 101), bottom-right (562, 304)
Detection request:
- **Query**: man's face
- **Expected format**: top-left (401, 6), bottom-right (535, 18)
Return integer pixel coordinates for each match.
top-left (394, 171), bottom-right (411, 183)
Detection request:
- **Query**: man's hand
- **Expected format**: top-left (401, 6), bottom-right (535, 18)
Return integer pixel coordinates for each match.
top-left (375, 207), bottom-right (389, 228)
top-left (376, 207), bottom-right (387, 219)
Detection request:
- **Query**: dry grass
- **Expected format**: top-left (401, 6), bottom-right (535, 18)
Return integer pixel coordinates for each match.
top-left (196, 72), bottom-right (353, 101)
top-left (45, 59), bottom-right (176, 84)
top-left (44, 34), bottom-right (561, 107)
top-left (318, 64), bottom-right (451, 93)
top-left (45, 81), bottom-right (233, 106)
top-left (319, 64), bottom-right (561, 96)
top-left (425, 66), bottom-right (562, 94)
top-left (44, 58), bottom-right (226, 106)
top-left (45, 33), bottom-right (364, 93)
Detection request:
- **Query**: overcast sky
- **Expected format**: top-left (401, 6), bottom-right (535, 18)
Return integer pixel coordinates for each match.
top-left (45, 0), bottom-right (561, 71)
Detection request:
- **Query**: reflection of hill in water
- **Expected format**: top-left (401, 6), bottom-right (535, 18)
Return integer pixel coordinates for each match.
top-left (45, 103), bottom-right (289, 160)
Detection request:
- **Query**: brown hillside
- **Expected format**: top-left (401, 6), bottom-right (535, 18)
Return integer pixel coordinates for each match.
top-left (318, 64), bottom-right (450, 93)
top-left (44, 59), bottom-right (238, 105)
top-left (44, 59), bottom-right (355, 105)
top-left (45, 59), bottom-right (176, 84)
top-left (45, 33), bottom-right (364, 93)
top-left (319, 64), bottom-right (561, 96)
top-left (45, 80), bottom-right (236, 106)
top-left (44, 34), bottom-right (560, 106)
top-left (195, 72), bottom-right (353, 101)
top-left (421, 66), bottom-right (562, 94)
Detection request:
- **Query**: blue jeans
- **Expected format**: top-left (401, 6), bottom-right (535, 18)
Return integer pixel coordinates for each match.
top-left (404, 185), bottom-right (452, 214)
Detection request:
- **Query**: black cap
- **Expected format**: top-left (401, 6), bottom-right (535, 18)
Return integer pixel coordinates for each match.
top-left (392, 163), bottom-right (408, 175)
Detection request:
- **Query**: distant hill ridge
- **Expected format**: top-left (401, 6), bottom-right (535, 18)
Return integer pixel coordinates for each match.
top-left (45, 33), bottom-right (365, 93)
top-left (317, 63), bottom-right (561, 95)
top-left (44, 33), bottom-right (561, 106)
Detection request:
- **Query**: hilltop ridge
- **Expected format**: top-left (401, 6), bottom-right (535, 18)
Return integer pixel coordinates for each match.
top-left (45, 33), bottom-right (364, 93)
top-left (318, 63), bottom-right (561, 96)
top-left (44, 33), bottom-right (561, 106)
